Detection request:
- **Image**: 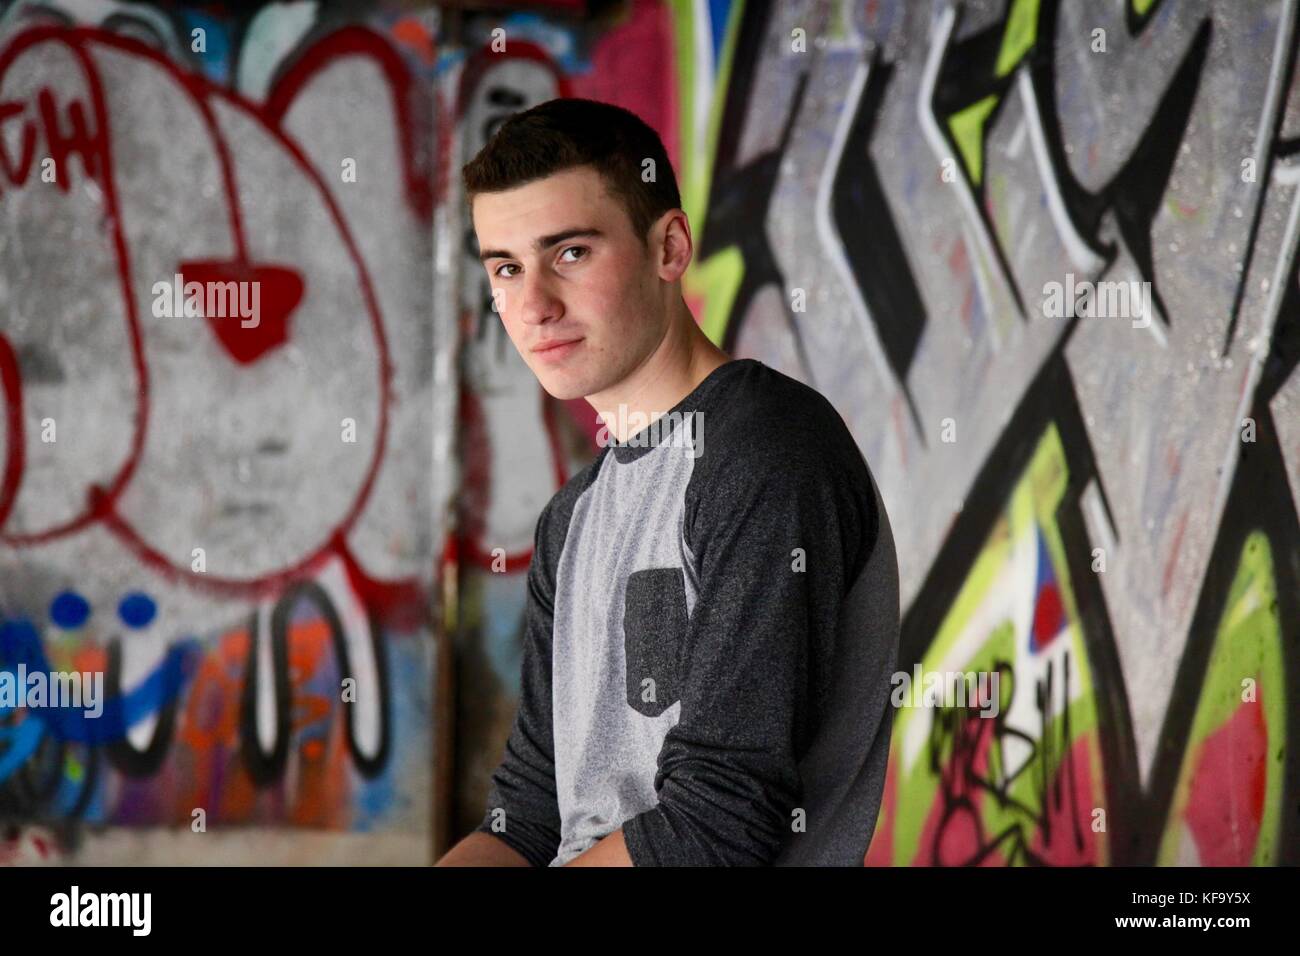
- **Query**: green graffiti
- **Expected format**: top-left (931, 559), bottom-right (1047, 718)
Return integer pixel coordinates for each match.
top-left (1157, 531), bottom-right (1285, 865)
top-left (995, 0), bottom-right (1041, 78)
top-left (949, 94), bottom-right (998, 187)
top-left (691, 245), bottom-right (745, 346)
top-left (874, 425), bottom-right (1105, 865)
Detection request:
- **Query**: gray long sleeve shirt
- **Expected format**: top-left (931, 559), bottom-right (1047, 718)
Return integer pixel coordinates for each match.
top-left (475, 358), bottom-right (899, 866)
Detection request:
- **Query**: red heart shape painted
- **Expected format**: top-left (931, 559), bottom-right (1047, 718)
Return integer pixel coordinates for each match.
top-left (178, 259), bottom-right (304, 365)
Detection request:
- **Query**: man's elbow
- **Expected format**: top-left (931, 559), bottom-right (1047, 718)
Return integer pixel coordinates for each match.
top-left (623, 783), bottom-right (788, 866)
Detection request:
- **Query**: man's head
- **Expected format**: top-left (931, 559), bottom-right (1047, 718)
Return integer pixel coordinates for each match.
top-left (464, 98), bottom-right (690, 401)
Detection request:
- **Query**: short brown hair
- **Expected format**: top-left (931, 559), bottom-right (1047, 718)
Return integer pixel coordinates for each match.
top-left (462, 97), bottom-right (681, 246)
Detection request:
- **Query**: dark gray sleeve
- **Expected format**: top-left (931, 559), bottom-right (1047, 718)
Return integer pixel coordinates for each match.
top-left (621, 402), bottom-right (875, 866)
top-left (473, 498), bottom-right (564, 867)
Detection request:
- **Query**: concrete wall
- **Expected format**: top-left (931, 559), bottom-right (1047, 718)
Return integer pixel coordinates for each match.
top-left (0, 0), bottom-right (449, 863)
top-left (699, 0), bottom-right (1300, 868)
top-left (1, 0), bottom-right (1296, 865)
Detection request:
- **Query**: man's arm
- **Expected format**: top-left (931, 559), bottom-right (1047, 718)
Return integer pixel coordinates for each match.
top-left (436, 831), bottom-right (534, 866)
top-left (620, 408), bottom-right (875, 866)
top-left (435, 498), bottom-right (568, 867)
top-left (563, 828), bottom-right (634, 866)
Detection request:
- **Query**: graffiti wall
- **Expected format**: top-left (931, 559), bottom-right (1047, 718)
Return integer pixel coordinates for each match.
top-left (703, 0), bottom-right (1300, 867)
top-left (445, 0), bottom-right (1299, 866)
top-left (0, 0), bottom-right (451, 863)
top-left (2, 0), bottom-right (1295, 866)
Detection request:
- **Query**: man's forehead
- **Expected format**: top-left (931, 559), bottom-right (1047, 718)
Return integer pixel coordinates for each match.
top-left (473, 173), bottom-right (619, 250)
top-left (474, 169), bottom-right (606, 222)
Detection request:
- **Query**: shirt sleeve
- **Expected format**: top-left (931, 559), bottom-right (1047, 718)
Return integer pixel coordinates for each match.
top-left (621, 421), bottom-right (875, 866)
top-left (473, 499), bottom-right (565, 867)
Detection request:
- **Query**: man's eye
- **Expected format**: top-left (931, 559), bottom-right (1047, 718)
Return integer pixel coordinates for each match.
top-left (559, 246), bottom-right (587, 263)
top-left (495, 263), bottom-right (519, 278)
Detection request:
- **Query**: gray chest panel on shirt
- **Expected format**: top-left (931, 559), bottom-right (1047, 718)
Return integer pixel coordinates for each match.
top-left (548, 424), bottom-right (701, 865)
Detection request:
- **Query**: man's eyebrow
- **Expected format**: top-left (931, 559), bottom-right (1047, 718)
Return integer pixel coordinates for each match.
top-left (478, 227), bottom-right (604, 263)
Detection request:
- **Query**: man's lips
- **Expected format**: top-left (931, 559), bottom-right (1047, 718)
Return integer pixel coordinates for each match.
top-left (531, 337), bottom-right (584, 359)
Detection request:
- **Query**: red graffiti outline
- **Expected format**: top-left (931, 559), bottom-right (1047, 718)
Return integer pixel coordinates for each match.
top-left (0, 25), bottom-right (419, 603)
top-left (265, 25), bottom-right (434, 222)
top-left (0, 333), bottom-right (26, 528)
top-left (0, 29), bottom-right (150, 544)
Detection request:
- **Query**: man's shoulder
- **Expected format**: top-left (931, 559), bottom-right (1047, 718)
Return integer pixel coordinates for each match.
top-left (688, 360), bottom-right (885, 593)
top-left (695, 359), bottom-right (868, 477)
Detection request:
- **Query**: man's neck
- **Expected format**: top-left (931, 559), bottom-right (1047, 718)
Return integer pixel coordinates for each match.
top-left (588, 301), bottom-right (731, 443)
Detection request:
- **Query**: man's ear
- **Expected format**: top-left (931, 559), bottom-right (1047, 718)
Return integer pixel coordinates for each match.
top-left (657, 210), bottom-right (692, 282)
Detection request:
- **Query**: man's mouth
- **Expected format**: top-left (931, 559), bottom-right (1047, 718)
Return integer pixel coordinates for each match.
top-left (531, 337), bottom-right (584, 362)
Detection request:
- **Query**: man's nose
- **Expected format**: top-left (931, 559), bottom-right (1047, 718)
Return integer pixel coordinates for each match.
top-left (516, 271), bottom-right (563, 326)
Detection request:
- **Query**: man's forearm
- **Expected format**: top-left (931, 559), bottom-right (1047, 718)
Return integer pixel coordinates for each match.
top-left (435, 831), bottom-right (534, 866)
top-left (564, 827), bottom-right (634, 866)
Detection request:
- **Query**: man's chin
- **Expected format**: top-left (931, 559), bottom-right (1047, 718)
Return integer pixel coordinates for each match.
top-left (534, 372), bottom-right (588, 402)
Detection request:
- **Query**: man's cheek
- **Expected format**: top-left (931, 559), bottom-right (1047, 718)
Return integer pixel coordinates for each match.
top-left (499, 316), bottom-right (523, 351)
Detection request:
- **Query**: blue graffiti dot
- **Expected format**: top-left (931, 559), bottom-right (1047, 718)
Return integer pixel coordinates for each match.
top-left (49, 591), bottom-right (90, 629)
top-left (118, 592), bottom-right (157, 629)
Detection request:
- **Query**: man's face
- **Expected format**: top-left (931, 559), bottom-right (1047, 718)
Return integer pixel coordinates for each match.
top-left (472, 166), bottom-right (666, 401)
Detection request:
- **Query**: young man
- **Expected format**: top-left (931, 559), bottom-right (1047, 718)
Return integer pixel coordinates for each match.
top-left (436, 98), bottom-right (899, 867)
